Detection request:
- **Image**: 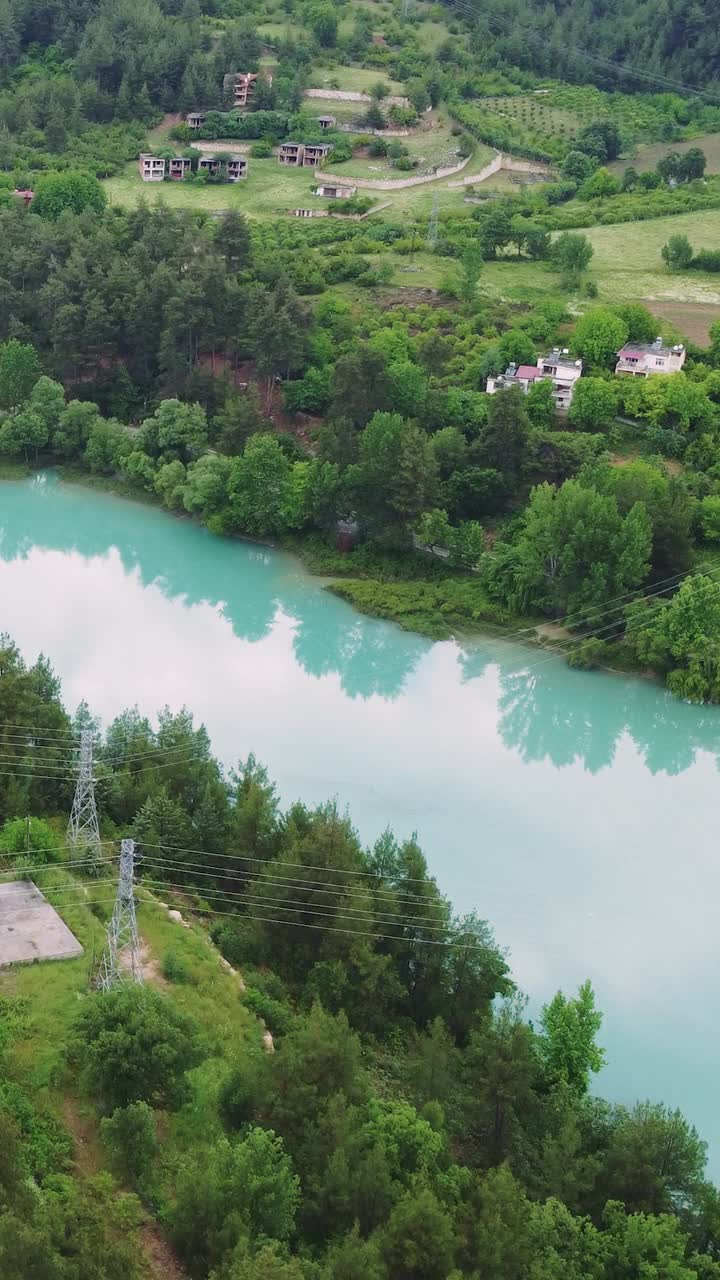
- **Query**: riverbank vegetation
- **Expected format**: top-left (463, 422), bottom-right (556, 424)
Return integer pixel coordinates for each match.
top-left (2, 0), bottom-right (720, 705)
top-left (3, 194), bottom-right (720, 694)
top-left (1, 642), bottom-right (719, 1278)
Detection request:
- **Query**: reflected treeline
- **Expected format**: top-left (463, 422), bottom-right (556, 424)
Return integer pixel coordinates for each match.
top-left (460, 646), bottom-right (720, 776)
top-left (0, 475), bottom-right (428, 701)
top-left (5, 474), bottom-right (720, 768)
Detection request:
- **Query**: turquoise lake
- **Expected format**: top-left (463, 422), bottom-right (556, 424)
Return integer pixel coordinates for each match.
top-left (2, 472), bottom-right (719, 1172)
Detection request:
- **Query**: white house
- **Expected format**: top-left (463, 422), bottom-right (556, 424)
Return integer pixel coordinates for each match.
top-left (615, 338), bottom-right (686, 377)
top-left (486, 348), bottom-right (583, 411)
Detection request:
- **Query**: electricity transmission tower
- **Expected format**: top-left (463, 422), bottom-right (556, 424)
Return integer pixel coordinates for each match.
top-left (426, 191), bottom-right (439, 250)
top-left (67, 729), bottom-right (103, 875)
top-left (97, 839), bottom-right (143, 991)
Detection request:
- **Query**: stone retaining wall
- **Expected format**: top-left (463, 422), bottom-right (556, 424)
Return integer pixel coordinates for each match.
top-left (304, 88), bottom-right (410, 108)
top-left (448, 152), bottom-right (552, 188)
top-left (313, 152), bottom-right (471, 191)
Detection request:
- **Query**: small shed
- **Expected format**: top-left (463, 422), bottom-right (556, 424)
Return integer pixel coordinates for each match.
top-left (186, 111), bottom-right (206, 130)
top-left (315, 182), bottom-right (356, 199)
top-left (317, 114), bottom-right (336, 129)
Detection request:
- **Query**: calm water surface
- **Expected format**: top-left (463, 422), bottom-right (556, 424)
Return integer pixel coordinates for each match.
top-left (3, 473), bottom-right (719, 1171)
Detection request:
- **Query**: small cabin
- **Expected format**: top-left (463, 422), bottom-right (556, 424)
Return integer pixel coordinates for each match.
top-left (198, 155), bottom-right (222, 176)
top-left (278, 142), bottom-right (304, 166)
top-left (315, 182), bottom-right (356, 199)
top-left (317, 114), bottom-right (336, 130)
top-left (303, 142), bottom-right (331, 167)
top-left (168, 157), bottom-right (192, 180)
top-left (138, 153), bottom-right (165, 181)
top-left (186, 111), bottom-right (206, 130)
top-left (226, 155), bottom-right (248, 182)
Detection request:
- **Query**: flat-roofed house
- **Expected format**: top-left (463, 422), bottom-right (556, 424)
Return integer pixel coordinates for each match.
top-left (615, 337), bottom-right (686, 377)
top-left (303, 142), bottom-right (331, 167)
top-left (278, 142), bottom-right (304, 165)
top-left (168, 157), bottom-right (192, 180)
top-left (226, 155), bottom-right (248, 181)
top-left (138, 154), bottom-right (165, 181)
top-left (186, 111), bottom-right (206, 130)
top-left (486, 348), bottom-right (583, 412)
top-left (198, 155), bottom-right (222, 176)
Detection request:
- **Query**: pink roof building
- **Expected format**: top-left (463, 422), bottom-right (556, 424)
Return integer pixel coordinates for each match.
top-left (486, 348), bottom-right (583, 412)
top-left (615, 338), bottom-right (686, 377)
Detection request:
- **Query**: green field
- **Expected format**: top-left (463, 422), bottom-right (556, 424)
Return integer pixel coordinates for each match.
top-left (609, 132), bottom-right (720, 176)
top-left (578, 210), bottom-right (720, 341)
top-left (480, 93), bottom-right (580, 142)
top-left (329, 120), bottom-right (479, 180)
top-left (103, 150), bottom-right (482, 219)
top-left (106, 158), bottom-right (326, 217)
top-left (308, 65), bottom-right (405, 95)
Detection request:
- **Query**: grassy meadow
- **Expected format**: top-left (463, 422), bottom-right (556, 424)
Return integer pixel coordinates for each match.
top-left (609, 132), bottom-right (720, 177)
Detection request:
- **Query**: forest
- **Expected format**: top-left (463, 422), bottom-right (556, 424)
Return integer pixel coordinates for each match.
top-left (1, 193), bottom-right (720, 698)
top-left (0, 638), bottom-right (719, 1279)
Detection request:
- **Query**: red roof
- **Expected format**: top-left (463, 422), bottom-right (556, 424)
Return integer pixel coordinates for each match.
top-left (517, 365), bottom-right (540, 380)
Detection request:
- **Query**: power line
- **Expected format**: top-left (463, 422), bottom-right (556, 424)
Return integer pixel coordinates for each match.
top-left (22, 890), bottom-right (501, 951)
top-left (136, 874), bottom-right (455, 932)
top-left (446, 0), bottom-right (720, 100)
top-left (138, 863), bottom-right (451, 925)
top-left (497, 568), bottom-right (720, 684)
top-left (0, 721), bottom-right (78, 739)
top-left (138, 851), bottom-right (450, 909)
top-left (136, 839), bottom-right (444, 887)
top-left (0, 853), bottom-right (117, 878)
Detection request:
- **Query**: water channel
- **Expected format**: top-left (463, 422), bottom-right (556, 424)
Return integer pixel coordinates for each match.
top-left (2, 472), bottom-right (719, 1172)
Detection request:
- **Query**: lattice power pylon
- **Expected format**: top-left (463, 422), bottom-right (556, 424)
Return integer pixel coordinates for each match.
top-left (67, 729), bottom-right (103, 875)
top-left (97, 839), bottom-right (143, 991)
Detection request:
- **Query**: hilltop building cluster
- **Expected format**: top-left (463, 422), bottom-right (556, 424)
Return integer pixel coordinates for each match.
top-left (486, 339), bottom-right (687, 411)
top-left (138, 68), bottom-right (342, 185)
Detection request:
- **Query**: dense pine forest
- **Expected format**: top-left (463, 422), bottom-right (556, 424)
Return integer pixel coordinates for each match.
top-left (0, 640), bottom-right (719, 1279)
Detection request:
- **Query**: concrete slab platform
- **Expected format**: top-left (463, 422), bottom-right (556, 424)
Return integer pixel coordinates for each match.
top-left (0, 880), bottom-right (84, 966)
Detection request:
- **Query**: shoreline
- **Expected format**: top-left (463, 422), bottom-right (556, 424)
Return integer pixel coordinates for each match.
top-left (7, 460), bottom-right (659, 689)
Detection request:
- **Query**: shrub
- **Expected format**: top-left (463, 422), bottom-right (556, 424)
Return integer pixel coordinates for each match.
top-left (100, 1102), bottom-right (159, 1188)
top-left (70, 986), bottom-right (202, 1111)
top-left (33, 171), bottom-right (107, 219)
top-left (0, 817), bottom-right (59, 865)
top-left (161, 949), bottom-right (193, 984)
top-left (567, 638), bottom-right (608, 670)
top-left (244, 987), bottom-right (294, 1037)
top-left (250, 140), bottom-right (273, 158)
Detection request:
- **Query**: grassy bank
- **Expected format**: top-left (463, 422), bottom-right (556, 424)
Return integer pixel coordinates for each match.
top-left (284, 534), bottom-right (528, 640)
